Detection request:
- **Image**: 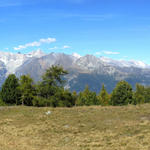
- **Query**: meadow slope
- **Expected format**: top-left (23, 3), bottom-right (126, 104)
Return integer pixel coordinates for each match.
top-left (0, 105), bottom-right (150, 150)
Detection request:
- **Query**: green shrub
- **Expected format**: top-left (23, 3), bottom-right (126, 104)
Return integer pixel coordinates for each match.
top-left (0, 99), bottom-right (6, 106)
top-left (32, 97), bottom-right (51, 107)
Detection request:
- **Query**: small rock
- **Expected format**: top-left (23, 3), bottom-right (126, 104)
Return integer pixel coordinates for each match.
top-left (45, 111), bottom-right (51, 115)
top-left (64, 125), bottom-right (69, 129)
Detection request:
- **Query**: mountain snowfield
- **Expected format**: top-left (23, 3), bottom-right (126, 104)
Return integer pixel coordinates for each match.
top-left (0, 49), bottom-right (150, 92)
top-left (0, 49), bottom-right (45, 75)
top-left (0, 49), bottom-right (149, 75)
top-left (99, 56), bottom-right (150, 69)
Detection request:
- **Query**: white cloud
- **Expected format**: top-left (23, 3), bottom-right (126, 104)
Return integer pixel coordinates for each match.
top-left (103, 51), bottom-right (120, 55)
top-left (63, 45), bottom-right (71, 49)
top-left (49, 45), bottom-right (71, 50)
top-left (95, 51), bottom-right (120, 55)
top-left (95, 52), bottom-right (101, 55)
top-left (49, 46), bottom-right (58, 50)
top-left (14, 37), bottom-right (56, 50)
top-left (72, 52), bottom-right (81, 58)
top-left (39, 38), bottom-right (56, 43)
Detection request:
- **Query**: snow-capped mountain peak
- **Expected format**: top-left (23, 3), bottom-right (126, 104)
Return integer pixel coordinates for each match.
top-left (72, 53), bottom-right (81, 59)
top-left (99, 56), bottom-right (150, 69)
top-left (0, 51), bottom-right (150, 93)
top-left (0, 51), bottom-right (150, 78)
top-left (0, 49), bottom-right (45, 75)
top-left (128, 60), bottom-right (149, 68)
top-left (27, 49), bottom-right (45, 58)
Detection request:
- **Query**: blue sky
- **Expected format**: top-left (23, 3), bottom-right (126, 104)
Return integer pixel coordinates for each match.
top-left (1, 0), bottom-right (150, 63)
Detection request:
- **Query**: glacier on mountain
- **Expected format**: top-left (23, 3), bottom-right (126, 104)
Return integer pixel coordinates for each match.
top-left (0, 49), bottom-right (45, 74)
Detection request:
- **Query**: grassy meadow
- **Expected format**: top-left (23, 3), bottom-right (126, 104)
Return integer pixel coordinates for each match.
top-left (1, 104), bottom-right (150, 150)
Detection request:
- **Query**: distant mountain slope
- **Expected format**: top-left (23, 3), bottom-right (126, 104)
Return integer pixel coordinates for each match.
top-left (0, 60), bottom-right (7, 86)
top-left (14, 52), bottom-right (150, 93)
top-left (0, 50), bottom-right (150, 92)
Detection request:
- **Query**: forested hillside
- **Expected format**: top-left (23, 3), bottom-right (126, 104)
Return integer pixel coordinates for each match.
top-left (1, 65), bottom-right (150, 107)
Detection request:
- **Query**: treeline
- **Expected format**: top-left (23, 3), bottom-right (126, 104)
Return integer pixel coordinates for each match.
top-left (0, 65), bottom-right (150, 107)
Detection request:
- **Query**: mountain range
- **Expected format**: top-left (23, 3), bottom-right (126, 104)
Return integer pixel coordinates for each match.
top-left (0, 49), bottom-right (150, 93)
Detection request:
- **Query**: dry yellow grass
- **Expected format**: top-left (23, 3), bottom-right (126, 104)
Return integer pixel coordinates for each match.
top-left (1, 104), bottom-right (150, 150)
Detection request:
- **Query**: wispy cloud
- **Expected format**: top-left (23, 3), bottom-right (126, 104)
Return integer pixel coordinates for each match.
top-left (64, 13), bottom-right (115, 21)
top-left (0, 2), bottom-right (21, 7)
top-left (95, 52), bottom-right (102, 55)
top-left (49, 46), bottom-right (58, 50)
top-left (103, 51), bottom-right (120, 55)
top-left (4, 8), bottom-right (117, 22)
top-left (0, 0), bottom-right (43, 8)
top-left (0, 0), bottom-right (85, 8)
top-left (49, 45), bottom-right (71, 50)
top-left (64, 0), bottom-right (85, 4)
top-left (0, 19), bottom-right (6, 23)
top-left (127, 25), bottom-right (150, 32)
top-left (63, 45), bottom-right (71, 49)
top-left (95, 51), bottom-right (120, 55)
top-left (14, 38), bottom-right (56, 51)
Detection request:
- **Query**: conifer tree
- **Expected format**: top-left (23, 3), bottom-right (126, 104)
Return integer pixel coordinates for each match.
top-left (144, 87), bottom-right (150, 103)
top-left (76, 85), bottom-right (100, 106)
top-left (98, 84), bottom-right (110, 106)
top-left (39, 65), bottom-right (68, 99)
top-left (51, 88), bottom-right (75, 107)
top-left (72, 91), bottom-right (78, 106)
top-left (133, 84), bottom-right (145, 104)
top-left (35, 65), bottom-right (74, 107)
top-left (0, 74), bottom-right (20, 105)
top-left (110, 81), bottom-right (133, 106)
top-left (19, 75), bottom-right (35, 106)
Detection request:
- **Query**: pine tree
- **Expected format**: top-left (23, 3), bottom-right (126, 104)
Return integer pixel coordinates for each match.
top-left (35, 65), bottom-right (72, 107)
top-left (0, 74), bottom-right (20, 105)
top-left (76, 85), bottom-right (100, 106)
top-left (39, 65), bottom-right (68, 99)
top-left (72, 91), bottom-right (78, 106)
top-left (133, 84), bottom-right (144, 104)
top-left (53, 88), bottom-right (75, 107)
top-left (110, 81), bottom-right (133, 106)
top-left (98, 84), bottom-right (110, 106)
top-left (19, 75), bottom-right (35, 106)
top-left (144, 87), bottom-right (150, 103)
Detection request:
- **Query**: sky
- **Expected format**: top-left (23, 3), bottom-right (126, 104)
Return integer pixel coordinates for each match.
top-left (1, 0), bottom-right (150, 63)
